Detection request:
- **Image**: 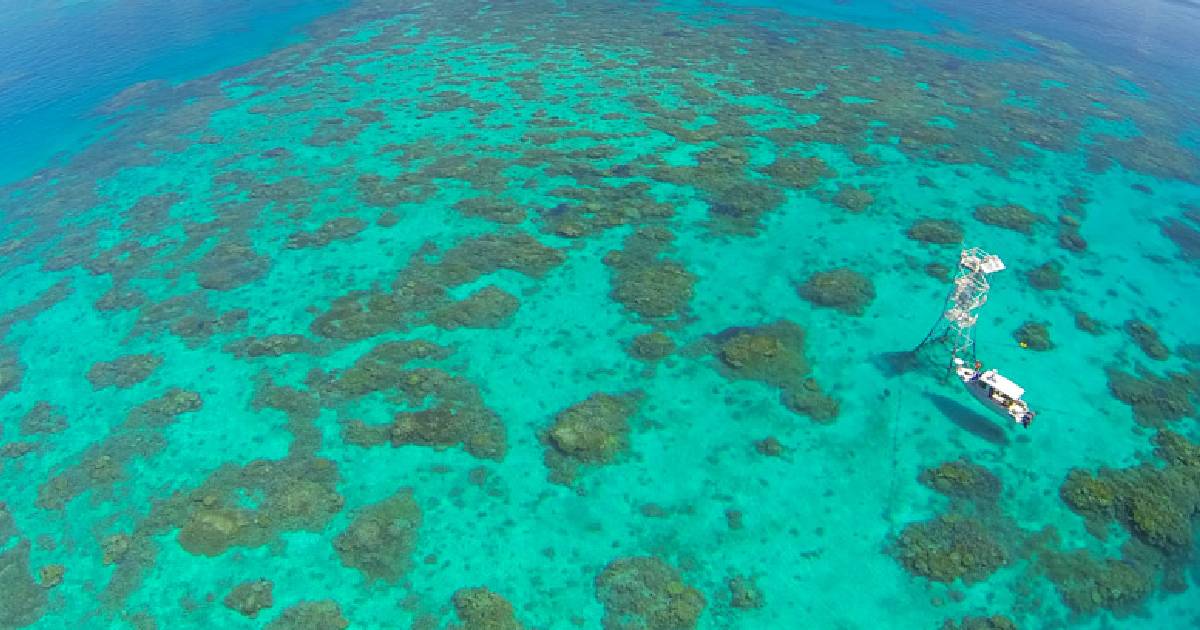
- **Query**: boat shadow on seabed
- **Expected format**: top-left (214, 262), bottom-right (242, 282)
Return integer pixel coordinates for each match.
top-left (874, 346), bottom-right (1010, 447)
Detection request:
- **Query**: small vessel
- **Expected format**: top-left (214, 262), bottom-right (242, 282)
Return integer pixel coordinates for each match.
top-left (953, 358), bottom-right (1035, 427)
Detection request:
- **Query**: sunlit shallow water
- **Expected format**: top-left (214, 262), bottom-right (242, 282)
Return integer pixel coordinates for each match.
top-left (1, 1), bottom-right (1199, 628)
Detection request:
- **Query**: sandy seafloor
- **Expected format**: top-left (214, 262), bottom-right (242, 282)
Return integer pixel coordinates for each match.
top-left (1, 0), bottom-right (1200, 629)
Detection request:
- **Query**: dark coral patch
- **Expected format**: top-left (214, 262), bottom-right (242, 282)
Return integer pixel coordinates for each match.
top-left (19, 401), bottom-right (68, 435)
top-left (86, 353), bottom-right (163, 389)
top-left (224, 579), bottom-right (275, 618)
top-left (919, 459), bottom-right (1002, 503)
top-left (906, 218), bottom-right (964, 245)
top-left (973, 204), bottom-right (1044, 235)
top-left (0, 352), bottom-right (24, 400)
top-left (797, 267), bottom-right (875, 316)
top-left (174, 457), bottom-right (343, 557)
top-left (450, 587), bottom-right (525, 630)
top-left (1161, 217), bottom-right (1200, 260)
top-left (1025, 261), bottom-right (1063, 291)
top-left (894, 514), bottom-right (1008, 584)
top-left (832, 185), bottom-right (875, 213)
top-left (711, 321), bottom-right (838, 422)
top-left (595, 556), bottom-right (706, 630)
top-left (1013, 320), bottom-right (1053, 351)
top-left (333, 489), bottom-right (422, 584)
top-left (1105, 367), bottom-right (1198, 427)
top-left (0, 540), bottom-right (47, 628)
top-left (428, 286), bottom-right (519, 330)
top-left (195, 242), bottom-right (271, 291)
top-left (605, 229), bottom-right (695, 320)
top-left (541, 392), bottom-right (644, 485)
top-left (627, 332), bottom-right (676, 362)
top-left (225, 334), bottom-right (319, 358)
top-left (285, 217), bottom-right (367, 249)
top-left (264, 600), bottom-right (349, 630)
top-left (1040, 549), bottom-right (1152, 616)
top-left (1124, 319), bottom-right (1170, 361)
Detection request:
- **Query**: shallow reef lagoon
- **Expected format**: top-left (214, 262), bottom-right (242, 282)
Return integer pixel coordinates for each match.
top-left (1, 0), bottom-right (1200, 628)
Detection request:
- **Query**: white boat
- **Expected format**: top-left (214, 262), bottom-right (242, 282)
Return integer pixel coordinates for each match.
top-left (954, 358), bottom-right (1035, 427)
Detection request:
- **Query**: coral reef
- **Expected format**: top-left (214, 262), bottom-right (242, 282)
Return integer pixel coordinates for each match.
top-left (1073, 311), bottom-right (1104, 335)
top-left (428, 286), bottom-right (519, 330)
top-left (906, 218), bottom-right (964, 245)
top-left (1040, 549), bottom-right (1152, 616)
top-left (894, 514), bottom-right (1008, 584)
top-left (1161, 217), bottom-right (1200, 260)
top-left (940, 615), bottom-right (1017, 630)
top-left (333, 489), bottom-right (422, 584)
top-left (973, 204), bottom-right (1044, 235)
top-left (389, 373), bottom-right (508, 461)
top-left (225, 334), bottom-right (318, 358)
top-left (1105, 367), bottom-right (1198, 427)
top-left (195, 242), bottom-right (272, 291)
top-left (174, 456), bottom-right (343, 556)
top-left (224, 579), bottom-right (275, 618)
top-left (606, 229), bottom-right (696, 319)
top-left (1025, 261), bottom-right (1063, 291)
top-left (541, 392), bottom-right (643, 485)
top-left (1013, 321), bottom-right (1052, 351)
top-left (727, 574), bottom-right (765, 609)
top-left (450, 587), bottom-right (525, 630)
top-left (0, 540), bottom-right (47, 628)
top-left (1124, 319), bottom-right (1170, 360)
top-left (0, 352), bottom-right (24, 400)
top-left (797, 267), bottom-right (875, 316)
top-left (919, 460), bottom-right (1002, 503)
top-left (285, 217), bottom-right (367, 249)
top-left (19, 401), bottom-right (68, 435)
top-left (832, 185), bottom-right (874, 212)
top-left (595, 556), bottom-right (706, 630)
top-left (264, 600), bottom-right (349, 630)
top-left (711, 321), bottom-right (839, 422)
top-left (628, 332), bottom-right (676, 362)
top-left (86, 353), bottom-right (163, 389)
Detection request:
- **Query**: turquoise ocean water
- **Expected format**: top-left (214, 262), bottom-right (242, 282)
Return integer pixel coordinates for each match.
top-left (1, 1), bottom-right (1199, 628)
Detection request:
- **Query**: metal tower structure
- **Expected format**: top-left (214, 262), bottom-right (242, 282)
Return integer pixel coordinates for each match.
top-left (944, 247), bottom-right (1006, 366)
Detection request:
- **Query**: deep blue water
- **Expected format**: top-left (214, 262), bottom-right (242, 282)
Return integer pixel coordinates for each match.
top-left (3, 0), bottom-right (1196, 189)
top-left (0, 0), bottom-right (347, 186)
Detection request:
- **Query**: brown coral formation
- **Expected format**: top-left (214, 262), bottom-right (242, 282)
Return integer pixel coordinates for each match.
top-left (225, 334), bottom-right (319, 358)
top-left (264, 600), bottom-right (349, 630)
top-left (1124, 319), bottom-right (1170, 360)
top-left (940, 615), bottom-right (1017, 630)
top-left (894, 514), bottom-right (1008, 584)
top-left (712, 321), bottom-right (839, 422)
top-left (195, 242), bottom-right (272, 290)
top-left (832, 185), bottom-right (874, 212)
top-left (19, 402), bottom-right (68, 435)
top-left (450, 587), bottom-right (525, 630)
top-left (919, 459), bottom-right (1001, 504)
top-left (1013, 321), bottom-right (1052, 351)
top-left (224, 579), bottom-right (275, 618)
top-left (605, 228), bottom-right (695, 320)
top-left (1025, 261), bottom-right (1062, 291)
top-left (0, 352), bottom-right (23, 400)
top-left (333, 489), bottom-right (422, 584)
top-left (906, 218), bottom-right (964, 245)
top-left (0, 540), bottom-right (47, 628)
top-left (428, 285), bottom-right (519, 330)
top-left (628, 332), bottom-right (676, 362)
top-left (1105, 366), bottom-right (1198, 427)
top-left (174, 456), bottom-right (343, 557)
top-left (285, 217), bottom-right (367, 249)
top-left (973, 204), bottom-right (1043, 235)
top-left (796, 267), bottom-right (875, 316)
top-left (86, 353), bottom-right (163, 389)
top-left (36, 389), bottom-right (203, 510)
top-left (595, 556), bottom-right (706, 630)
top-left (727, 574), bottom-right (765, 610)
top-left (541, 392), bottom-right (643, 485)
